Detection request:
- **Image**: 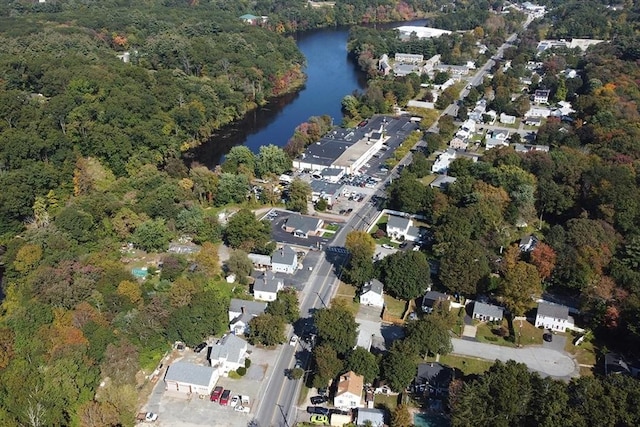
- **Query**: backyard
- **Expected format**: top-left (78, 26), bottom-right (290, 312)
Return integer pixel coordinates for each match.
top-left (333, 282), bottom-right (359, 316)
top-left (384, 295), bottom-right (408, 318)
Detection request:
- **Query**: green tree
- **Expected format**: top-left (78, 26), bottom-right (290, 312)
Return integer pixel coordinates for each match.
top-left (225, 249), bottom-right (253, 284)
top-left (286, 179), bottom-right (311, 213)
top-left (266, 288), bottom-right (300, 324)
top-left (167, 289), bottom-right (228, 346)
top-left (132, 218), bottom-right (171, 252)
top-left (499, 260), bottom-right (541, 316)
top-left (246, 313), bottom-right (285, 346)
top-left (344, 229), bottom-right (376, 284)
top-left (215, 173), bottom-right (250, 206)
top-left (224, 208), bottom-right (273, 253)
top-left (439, 240), bottom-right (489, 296)
top-left (345, 347), bottom-right (379, 384)
top-left (378, 251), bottom-right (432, 300)
top-left (386, 172), bottom-right (427, 214)
top-left (313, 303), bottom-right (358, 355)
top-left (406, 315), bottom-right (453, 357)
top-left (390, 405), bottom-right (413, 427)
top-left (55, 207), bottom-right (95, 243)
top-left (312, 345), bottom-right (343, 389)
top-left (222, 146), bottom-right (256, 176)
top-left (255, 144), bottom-right (292, 178)
top-left (382, 340), bottom-right (418, 392)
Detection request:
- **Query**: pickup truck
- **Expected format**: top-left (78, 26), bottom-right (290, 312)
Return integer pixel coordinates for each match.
top-left (136, 412), bottom-right (158, 423)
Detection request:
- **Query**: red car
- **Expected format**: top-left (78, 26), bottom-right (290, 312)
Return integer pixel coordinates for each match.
top-left (219, 389), bottom-right (231, 406)
top-left (210, 386), bottom-right (223, 402)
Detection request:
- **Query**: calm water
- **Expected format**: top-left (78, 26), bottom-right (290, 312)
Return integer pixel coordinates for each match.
top-left (191, 20), bottom-right (427, 168)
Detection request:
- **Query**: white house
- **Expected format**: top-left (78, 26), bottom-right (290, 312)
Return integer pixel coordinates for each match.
top-left (334, 371), bottom-right (364, 409)
top-left (386, 215), bottom-right (423, 242)
top-left (431, 148), bottom-right (457, 173)
top-left (395, 53), bottom-right (424, 63)
top-left (519, 235), bottom-right (538, 252)
top-left (207, 334), bottom-right (248, 377)
top-left (500, 113), bottom-right (516, 124)
top-left (164, 362), bottom-right (218, 395)
top-left (534, 89), bottom-right (550, 104)
top-left (526, 106), bottom-right (552, 117)
top-left (455, 119), bottom-right (476, 139)
top-left (449, 137), bottom-right (468, 150)
top-left (535, 302), bottom-right (571, 332)
top-left (228, 299), bottom-right (267, 335)
top-left (271, 245), bottom-right (298, 274)
top-left (253, 271), bottom-right (284, 302)
top-left (360, 279), bottom-right (385, 308)
top-left (472, 301), bottom-right (504, 322)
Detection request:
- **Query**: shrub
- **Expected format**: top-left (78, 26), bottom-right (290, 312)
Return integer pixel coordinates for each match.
top-left (236, 367), bottom-right (247, 376)
top-left (374, 229), bottom-right (386, 239)
top-left (245, 358), bottom-right (252, 368)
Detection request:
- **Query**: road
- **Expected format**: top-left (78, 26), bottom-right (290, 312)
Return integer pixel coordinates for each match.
top-left (254, 17), bottom-right (537, 427)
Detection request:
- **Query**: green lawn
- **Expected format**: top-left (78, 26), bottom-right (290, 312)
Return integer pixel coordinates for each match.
top-left (325, 223), bottom-right (340, 231)
top-left (333, 282), bottom-right (359, 315)
top-left (322, 231), bottom-right (335, 238)
top-left (565, 331), bottom-right (597, 366)
top-left (475, 318), bottom-right (544, 347)
top-left (384, 295), bottom-right (407, 318)
top-left (419, 175), bottom-right (437, 186)
top-left (430, 354), bottom-right (494, 376)
top-left (513, 318), bottom-right (544, 346)
top-left (374, 393), bottom-right (399, 411)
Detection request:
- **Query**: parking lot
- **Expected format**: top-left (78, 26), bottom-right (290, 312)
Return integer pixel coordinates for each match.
top-left (142, 344), bottom-right (280, 427)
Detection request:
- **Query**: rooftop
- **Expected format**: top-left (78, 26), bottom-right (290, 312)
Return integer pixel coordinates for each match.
top-left (336, 371), bottom-right (364, 397)
top-left (208, 334), bottom-right (247, 364)
top-left (285, 213), bottom-right (322, 234)
top-left (362, 279), bottom-right (384, 296)
top-left (537, 302), bottom-right (569, 320)
top-left (164, 362), bottom-right (216, 386)
top-left (416, 362), bottom-right (454, 387)
top-left (229, 298), bottom-right (267, 316)
top-left (272, 245), bottom-right (297, 266)
top-left (387, 214), bottom-right (411, 231)
top-left (473, 301), bottom-right (504, 319)
top-left (253, 271), bottom-right (283, 293)
top-left (309, 179), bottom-right (343, 195)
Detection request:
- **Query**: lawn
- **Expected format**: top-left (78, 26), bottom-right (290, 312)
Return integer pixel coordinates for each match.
top-left (513, 318), bottom-right (544, 346)
top-left (322, 231), bottom-right (335, 238)
top-left (418, 175), bottom-right (437, 186)
top-left (325, 223), bottom-right (340, 231)
top-left (565, 331), bottom-right (597, 367)
top-left (429, 354), bottom-right (494, 376)
top-left (374, 393), bottom-right (399, 411)
top-left (475, 320), bottom-right (516, 347)
top-left (333, 282), bottom-right (359, 315)
top-left (384, 295), bottom-right (407, 318)
top-left (475, 318), bottom-right (543, 347)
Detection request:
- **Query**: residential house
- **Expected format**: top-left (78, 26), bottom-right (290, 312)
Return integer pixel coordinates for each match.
top-left (356, 408), bottom-right (385, 427)
top-left (207, 334), bottom-right (248, 377)
top-left (604, 353), bottom-right (631, 376)
top-left (228, 299), bottom-right (267, 335)
top-left (378, 54), bottom-right (391, 76)
top-left (526, 106), bottom-right (552, 117)
top-left (449, 137), bottom-right (468, 150)
top-left (271, 245), bottom-right (298, 274)
top-left (472, 301), bottom-right (504, 322)
top-left (534, 89), bottom-right (550, 104)
top-left (514, 143), bottom-right (549, 153)
top-left (386, 215), bottom-right (423, 242)
top-left (431, 148), bottom-right (457, 173)
top-left (429, 175), bottom-right (457, 189)
top-left (414, 362), bottom-right (454, 397)
top-left (334, 371), bottom-right (365, 409)
top-left (248, 253), bottom-right (271, 270)
top-left (433, 64), bottom-right (470, 76)
top-left (455, 119), bottom-right (476, 139)
top-left (394, 63), bottom-right (421, 77)
top-left (524, 116), bottom-right (542, 126)
top-left (283, 213), bottom-right (324, 238)
top-left (360, 279), bottom-right (385, 308)
top-left (519, 235), bottom-right (538, 252)
top-left (421, 291), bottom-right (451, 313)
top-left (500, 113), bottom-right (516, 124)
top-left (469, 100), bottom-right (487, 122)
top-left (485, 129), bottom-right (510, 150)
top-left (534, 302), bottom-right (570, 332)
top-left (164, 361), bottom-right (218, 395)
top-left (239, 14), bottom-right (267, 25)
top-left (253, 271), bottom-right (284, 302)
top-left (395, 53), bottom-right (424, 63)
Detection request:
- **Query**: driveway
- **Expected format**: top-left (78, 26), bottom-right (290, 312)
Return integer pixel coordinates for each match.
top-left (451, 338), bottom-right (578, 379)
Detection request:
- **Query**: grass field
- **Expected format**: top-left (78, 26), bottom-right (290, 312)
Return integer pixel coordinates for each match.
top-left (333, 282), bottom-right (359, 315)
top-left (430, 354), bottom-right (494, 376)
top-left (475, 319), bottom-right (543, 347)
top-left (374, 393), bottom-right (400, 411)
top-left (565, 331), bottom-right (597, 367)
top-left (419, 175), bottom-right (437, 186)
top-left (384, 295), bottom-right (407, 318)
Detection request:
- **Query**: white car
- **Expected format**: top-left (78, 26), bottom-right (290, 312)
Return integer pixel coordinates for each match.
top-left (234, 405), bottom-right (250, 413)
top-left (145, 413), bottom-right (158, 422)
top-left (381, 244), bottom-right (393, 249)
top-left (289, 335), bottom-right (299, 347)
top-left (230, 395), bottom-right (240, 407)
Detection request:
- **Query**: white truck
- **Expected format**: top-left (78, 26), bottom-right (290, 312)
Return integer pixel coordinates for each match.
top-left (234, 396), bottom-right (251, 413)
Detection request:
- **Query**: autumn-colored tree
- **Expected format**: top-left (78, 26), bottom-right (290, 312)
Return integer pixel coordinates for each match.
top-left (529, 242), bottom-right (556, 281)
top-left (499, 261), bottom-right (542, 316)
top-left (195, 241), bottom-right (220, 276)
top-left (390, 404), bottom-right (412, 427)
top-left (100, 339), bottom-right (139, 385)
top-left (168, 277), bottom-right (201, 308)
top-left (343, 230), bottom-right (376, 286)
top-left (0, 327), bottom-right (15, 369)
top-left (73, 157), bottom-right (116, 196)
top-left (116, 280), bottom-right (142, 306)
top-left (13, 243), bottom-right (42, 272)
top-left (78, 400), bottom-right (119, 427)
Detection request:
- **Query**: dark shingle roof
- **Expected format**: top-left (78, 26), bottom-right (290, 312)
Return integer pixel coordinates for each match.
top-left (537, 302), bottom-right (569, 320)
top-left (473, 301), bottom-right (504, 319)
top-left (362, 279), bottom-right (384, 296)
top-left (286, 213), bottom-right (321, 234)
top-left (229, 298), bottom-right (267, 317)
top-left (164, 362), bottom-right (216, 386)
top-left (272, 246), bottom-right (296, 266)
top-left (253, 272), bottom-right (282, 293)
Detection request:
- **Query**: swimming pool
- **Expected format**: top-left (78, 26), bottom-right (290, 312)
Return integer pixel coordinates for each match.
top-left (413, 413), bottom-right (450, 427)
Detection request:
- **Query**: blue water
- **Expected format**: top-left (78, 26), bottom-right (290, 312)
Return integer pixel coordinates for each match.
top-left (414, 413), bottom-right (450, 427)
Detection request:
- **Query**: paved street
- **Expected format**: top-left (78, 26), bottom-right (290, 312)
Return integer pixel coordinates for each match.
top-left (451, 338), bottom-right (578, 379)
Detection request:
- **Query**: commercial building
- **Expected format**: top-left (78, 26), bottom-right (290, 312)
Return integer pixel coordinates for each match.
top-left (395, 26), bottom-right (451, 40)
top-left (164, 362), bottom-right (218, 395)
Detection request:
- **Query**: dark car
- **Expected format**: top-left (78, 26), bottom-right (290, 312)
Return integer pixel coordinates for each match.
top-left (317, 387), bottom-right (328, 396)
top-left (210, 386), bottom-right (224, 402)
top-left (543, 333), bottom-right (553, 342)
top-left (193, 342), bottom-right (207, 353)
top-left (310, 396), bottom-right (328, 405)
top-left (307, 406), bottom-right (330, 415)
top-left (220, 389), bottom-right (231, 406)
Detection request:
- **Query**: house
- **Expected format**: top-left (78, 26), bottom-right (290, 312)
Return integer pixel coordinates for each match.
top-left (514, 144), bottom-right (550, 154)
top-left (431, 148), bottom-right (457, 173)
top-left (360, 279), bottom-right (385, 308)
top-left (334, 371), bottom-right (365, 409)
top-left (414, 363), bottom-right (454, 397)
top-left (472, 301), bottom-right (504, 322)
top-left (500, 113), bottom-right (516, 124)
top-left (386, 215), bottom-right (423, 242)
top-left (526, 106), bottom-right (552, 117)
top-left (164, 361), bottom-right (218, 395)
top-left (253, 271), bottom-right (284, 302)
top-left (395, 53), bottom-right (424, 63)
top-left (519, 235), bottom-right (538, 252)
top-left (524, 116), bottom-right (542, 126)
top-left (429, 175), bottom-right (457, 189)
top-left (449, 137), bottom-right (468, 150)
top-left (485, 137), bottom-right (510, 150)
top-left (207, 334), bottom-right (248, 377)
top-left (604, 353), bottom-right (631, 376)
top-left (455, 119), bottom-right (476, 139)
top-left (534, 302), bottom-right (570, 332)
top-left (421, 291), bottom-right (451, 313)
top-left (356, 408), bottom-right (385, 427)
top-left (271, 245), bottom-right (298, 274)
top-left (248, 253), bottom-right (271, 270)
top-left (283, 213), bottom-right (324, 238)
top-left (534, 89), bottom-right (550, 104)
top-left (228, 298), bottom-right (267, 335)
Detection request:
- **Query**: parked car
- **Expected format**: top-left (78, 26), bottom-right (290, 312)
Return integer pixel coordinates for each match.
top-left (317, 387), bottom-right (328, 396)
top-left (230, 395), bottom-right (240, 407)
top-left (145, 413), bottom-right (158, 422)
top-left (210, 386), bottom-right (224, 402)
top-left (543, 333), bottom-right (553, 342)
top-left (289, 335), bottom-right (299, 347)
top-left (193, 342), bottom-right (207, 353)
top-left (310, 414), bottom-right (329, 425)
top-left (310, 395), bottom-right (328, 405)
top-left (382, 244), bottom-right (393, 249)
top-left (219, 389), bottom-right (231, 406)
top-left (307, 406), bottom-right (330, 415)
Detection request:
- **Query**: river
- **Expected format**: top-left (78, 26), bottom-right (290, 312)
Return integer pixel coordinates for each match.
top-left (191, 20), bottom-right (427, 168)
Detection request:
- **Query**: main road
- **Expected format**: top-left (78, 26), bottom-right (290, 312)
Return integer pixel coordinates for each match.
top-left (253, 15), bottom-right (536, 427)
